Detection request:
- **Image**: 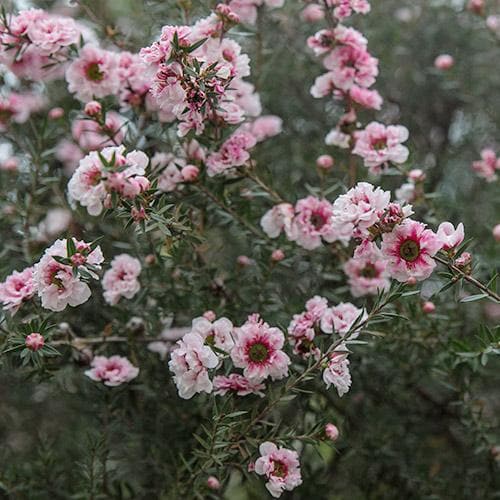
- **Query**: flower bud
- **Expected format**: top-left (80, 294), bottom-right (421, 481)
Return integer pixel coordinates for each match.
top-left (422, 301), bottom-right (436, 314)
top-left (237, 255), bottom-right (252, 267)
top-left (316, 154), bottom-right (334, 170)
top-left (48, 107), bottom-right (64, 119)
top-left (271, 249), bottom-right (285, 262)
top-left (84, 100), bottom-right (102, 117)
top-left (25, 333), bottom-right (45, 351)
top-left (207, 476), bottom-right (220, 490)
top-left (434, 54), bottom-right (454, 70)
top-left (1, 158), bottom-right (19, 172)
top-left (325, 423), bottom-right (339, 441)
top-left (408, 169), bottom-right (426, 182)
top-left (301, 4), bottom-right (325, 23)
top-left (181, 164), bottom-right (199, 182)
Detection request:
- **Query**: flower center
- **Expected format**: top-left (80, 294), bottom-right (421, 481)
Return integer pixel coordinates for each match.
top-left (248, 342), bottom-right (269, 363)
top-left (205, 333), bottom-right (215, 346)
top-left (85, 62), bottom-right (104, 82)
top-left (360, 263), bottom-right (378, 278)
top-left (372, 138), bottom-right (387, 150)
top-left (272, 460), bottom-right (288, 478)
top-left (399, 239), bottom-right (420, 262)
top-left (310, 212), bottom-right (327, 230)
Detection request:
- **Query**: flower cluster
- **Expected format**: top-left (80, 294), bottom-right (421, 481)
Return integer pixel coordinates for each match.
top-left (0, 8), bottom-right (91, 81)
top-left (68, 145), bottom-right (150, 216)
top-left (472, 148), bottom-right (500, 182)
top-left (0, 91), bottom-right (46, 131)
top-left (33, 238), bottom-right (104, 312)
top-left (168, 313), bottom-right (290, 400)
top-left (139, 8), bottom-right (259, 136)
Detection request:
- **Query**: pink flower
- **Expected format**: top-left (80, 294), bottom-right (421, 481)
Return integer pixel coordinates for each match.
top-left (434, 54), bottom-right (454, 70)
top-left (0, 92), bottom-right (46, 131)
top-left (349, 86), bottom-right (383, 110)
top-left (85, 355), bottom-right (139, 387)
top-left (247, 115), bottom-right (283, 142)
top-left (327, 0), bottom-right (371, 20)
top-left (66, 45), bottom-right (120, 102)
top-left (231, 314), bottom-right (290, 381)
top-left (287, 196), bottom-right (339, 250)
top-left (288, 296), bottom-right (328, 358)
top-left (168, 332), bottom-right (219, 399)
top-left (213, 374), bottom-right (265, 396)
top-left (437, 222), bottom-right (464, 251)
top-left (33, 238), bottom-right (104, 312)
top-left (102, 254), bottom-right (141, 306)
top-left (254, 442), bottom-right (302, 498)
top-left (380, 219), bottom-right (443, 282)
top-left (323, 346), bottom-right (352, 397)
top-left (0, 267), bottom-right (36, 313)
top-left (206, 132), bottom-right (257, 176)
top-left (68, 146), bottom-right (149, 216)
top-left (320, 302), bottom-right (366, 337)
top-left (325, 423), bottom-right (340, 441)
top-left (260, 203), bottom-right (294, 239)
top-left (25, 332), bottom-right (45, 351)
top-left (301, 4), bottom-right (325, 23)
top-left (331, 182), bottom-right (391, 241)
top-left (472, 149), bottom-right (500, 182)
top-left (353, 122), bottom-right (409, 173)
top-left (344, 240), bottom-right (390, 297)
top-left (190, 316), bottom-right (234, 353)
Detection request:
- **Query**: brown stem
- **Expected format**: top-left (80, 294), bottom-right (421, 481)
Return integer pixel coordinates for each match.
top-left (245, 168), bottom-right (286, 203)
top-left (434, 255), bottom-right (500, 302)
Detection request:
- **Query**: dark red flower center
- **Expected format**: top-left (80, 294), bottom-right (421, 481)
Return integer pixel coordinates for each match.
top-left (360, 263), bottom-right (378, 278)
top-left (272, 460), bottom-right (288, 478)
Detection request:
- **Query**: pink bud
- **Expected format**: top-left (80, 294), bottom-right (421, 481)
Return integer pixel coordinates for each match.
top-left (237, 255), bottom-right (252, 267)
top-left (203, 310), bottom-right (217, 321)
top-left (207, 476), bottom-right (220, 490)
top-left (25, 333), bottom-right (45, 351)
top-left (325, 423), bottom-right (339, 441)
top-left (422, 301), bottom-right (436, 314)
top-left (467, 0), bottom-right (484, 14)
top-left (455, 252), bottom-right (472, 268)
top-left (181, 164), bottom-right (199, 182)
top-left (71, 253), bottom-right (87, 266)
top-left (316, 154), bottom-right (334, 170)
top-left (408, 169), bottom-right (426, 182)
top-left (84, 100), bottom-right (102, 117)
top-left (48, 107), bottom-right (64, 119)
top-left (434, 54), bottom-right (454, 70)
top-left (271, 249), bottom-right (285, 262)
top-left (406, 277), bottom-right (417, 286)
top-left (301, 4), bottom-right (325, 23)
top-left (486, 15), bottom-right (500, 33)
top-left (247, 461), bottom-right (255, 472)
top-left (493, 224), bottom-right (500, 242)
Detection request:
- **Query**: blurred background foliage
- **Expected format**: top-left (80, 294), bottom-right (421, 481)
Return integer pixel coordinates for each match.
top-left (0, 0), bottom-right (499, 498)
